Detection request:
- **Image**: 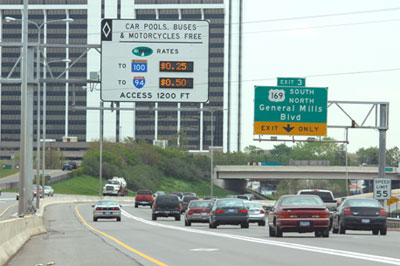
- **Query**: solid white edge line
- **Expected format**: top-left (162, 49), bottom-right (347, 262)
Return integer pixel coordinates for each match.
top-left (121, 209), bottom-right (400, 265)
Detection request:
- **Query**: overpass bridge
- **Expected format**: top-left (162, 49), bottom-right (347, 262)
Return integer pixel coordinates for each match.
top-left (213, 165), bottom-right (400, 191)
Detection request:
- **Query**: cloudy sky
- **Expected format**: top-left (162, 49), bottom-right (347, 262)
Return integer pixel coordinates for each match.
top-left (241, 0), bottom-right (400, 153)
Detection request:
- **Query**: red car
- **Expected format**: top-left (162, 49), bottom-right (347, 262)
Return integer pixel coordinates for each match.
top-left (135, 190), bottom-right (154, 208)
top-left (184, 200), bottom-right (214, 226)
top-left (267, 195), bottom-right (330, 237)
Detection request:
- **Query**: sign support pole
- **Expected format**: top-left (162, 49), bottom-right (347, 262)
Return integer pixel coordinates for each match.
top-left (378, 104), bottom-right (388, 206)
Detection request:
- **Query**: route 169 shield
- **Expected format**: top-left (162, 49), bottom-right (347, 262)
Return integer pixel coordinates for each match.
top-left (133, 76), bottom-right (146, 89)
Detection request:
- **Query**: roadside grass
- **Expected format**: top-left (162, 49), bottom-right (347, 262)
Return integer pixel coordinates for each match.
top-left (159, 176), bottom-right (237, 198)
top-left (51, 175), bottom-right (135, 196)
top-left (50, 175), bottom-right (236, 198)
top-left (0, 168), bottom-right (19, 179)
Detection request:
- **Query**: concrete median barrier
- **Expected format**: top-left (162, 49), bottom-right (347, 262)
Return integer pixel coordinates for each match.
top-left (0, 195), bottom-right (135, 265)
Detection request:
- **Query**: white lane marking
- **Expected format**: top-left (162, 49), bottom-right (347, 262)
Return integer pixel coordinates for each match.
top-left (0, 198), bottom-right (16, 201)
top-left (190, 248), bottom-right (219, 252)
top-left (122, 210), bottom-right (400, 265)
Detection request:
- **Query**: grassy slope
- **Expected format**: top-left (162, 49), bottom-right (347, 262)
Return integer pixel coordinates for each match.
top-left (50, 175), bottom-right (237, 198)
top-left (0, 168), bottom-right (19, 179)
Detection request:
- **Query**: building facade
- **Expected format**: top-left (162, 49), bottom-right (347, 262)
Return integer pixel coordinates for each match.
top-left (0, 0), bottom-right (242, 156)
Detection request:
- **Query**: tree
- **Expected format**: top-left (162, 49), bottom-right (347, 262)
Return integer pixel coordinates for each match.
top-left (356, 147), bottom-right (379, 165)
top-left (290, 137), bottom-right (341, 164)
top-left (386, 147), bottom-right (400, 166)
top-left (270, 144), bottom-right (292, 165)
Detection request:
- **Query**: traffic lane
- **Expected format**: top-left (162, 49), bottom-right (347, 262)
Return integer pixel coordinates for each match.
top-left (122, 206), bottom-right (400, 265)
top-left (0, 192), bottom-right (18, 221)
top-left (7, 203), bottom-right (140, 266)
top-left (92, 205), bottom-right (398, 266)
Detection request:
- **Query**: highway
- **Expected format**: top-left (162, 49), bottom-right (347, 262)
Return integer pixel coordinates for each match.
top-left (6, 202), bottom-right (400, 266)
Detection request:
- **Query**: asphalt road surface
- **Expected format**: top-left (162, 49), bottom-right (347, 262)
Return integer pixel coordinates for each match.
top-left (6, 202), bottom-right (400, 266)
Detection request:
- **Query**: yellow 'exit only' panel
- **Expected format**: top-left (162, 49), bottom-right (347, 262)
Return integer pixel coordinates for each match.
top-left (254, 121), bottom-right (327, 136)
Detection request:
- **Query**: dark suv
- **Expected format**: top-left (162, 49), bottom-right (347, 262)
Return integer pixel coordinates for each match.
top-left (152, 195), bottom-right (182, 221)
top-left (62, 162), bottom-right (73, 171)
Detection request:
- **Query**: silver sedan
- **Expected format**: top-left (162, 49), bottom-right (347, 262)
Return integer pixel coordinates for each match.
top-left (244, 201), bottom-right (266, 226)
top-left (92, 200), bottom-right (122, 222)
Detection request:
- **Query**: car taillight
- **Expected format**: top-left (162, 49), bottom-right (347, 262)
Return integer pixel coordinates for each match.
top-left (260, 209), bottom-right (265, 214)
top-left (379, 208), bottom-right (387, 216)
top-left (238, 209), bottom-right (248, 213)
top-left (188, 210), bottom-right (193, 215)
top-left (96, 207), bottom-right (102, 211)
top-left (215, 210), bottom-right (225, 214)
top-left (153, 204), bottom-right (157, 209)
top-left (150, 196), bottom-right (154, 201)
top-left (112, 207), bottom-right (120, 211)
top-left (343, 206), bottom-right (352, 215)
top-left (179, 203), bottom-right (182, 210)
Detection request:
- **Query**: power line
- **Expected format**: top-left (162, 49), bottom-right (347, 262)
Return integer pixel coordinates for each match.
top-left (242, 6), bottom-right (400, 24)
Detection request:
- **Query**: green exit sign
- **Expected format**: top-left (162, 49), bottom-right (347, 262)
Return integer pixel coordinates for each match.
top-left (278, 77), bottom-right (306, 87)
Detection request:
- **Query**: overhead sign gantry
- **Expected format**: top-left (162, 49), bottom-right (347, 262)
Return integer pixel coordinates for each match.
top-left (101, 19), bottom-right (209, 103)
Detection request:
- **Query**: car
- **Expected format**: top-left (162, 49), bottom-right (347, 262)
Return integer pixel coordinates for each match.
top-left (181, 195), bottom-right (199, 213)
top-left (203, 196), bottom-right (217, 201)
top-left (44, 186), bottom-right (54, 197)
top-left (135, 190), bottom-right (154, 208)
top-left (152, 194), bottom-right (182, 221)
top-left (170, 192), bottom-right (183, 202)
top-left (32, 185), bottom-right (43, 198)
top-left (267, 195), bottom-right (330, 237)
top-left (209, 198), bottom-right (249, 229)
top-left (92, 199), bottom-right (121, 222)
top-left (183, 192), bottom-right (197, 197)
top-left (153, 191), bottom-right (166, 198)
top-left (331, 198), bottom-right (387, 235)
top-left (184, 200), bottom-right (214, 226)
top-left (62, 162), bottom-right (73, 171)
top-left (236, 195), bottom-right (251, 200)
top-left (225, 195), bottom-right (237, 199)
top-left (68, 161), bottom-right (78, 169)
top-left (243, 193), bottom-right (256, 201)
top-left (244, 201), bottom-right (266, 226)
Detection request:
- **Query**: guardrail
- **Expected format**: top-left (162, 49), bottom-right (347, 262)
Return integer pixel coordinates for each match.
top-left (388, 218), bottom-right (400, 229)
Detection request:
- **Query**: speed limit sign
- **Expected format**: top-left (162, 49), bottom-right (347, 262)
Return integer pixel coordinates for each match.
top-left (373, 178), bottom-right (391, 200)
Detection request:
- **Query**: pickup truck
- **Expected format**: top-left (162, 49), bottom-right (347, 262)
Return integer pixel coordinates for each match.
top-left (297, 189), bottom-right (337, 229)
top-left (135, 190), bottom-right (154, 208)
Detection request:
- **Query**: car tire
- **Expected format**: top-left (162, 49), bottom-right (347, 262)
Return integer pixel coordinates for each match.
top-left (185, 220), bottom-right (191, 226)
top-left (275, 226), bottom-right (283, 237)
top-left (135, 203), bottom-right (138, 208)
top-left (152, 214), bottom-right (157, 221)
top-left (268, 225), bottom-right (276, 237)
top-left (117, 217), bottom-right (121, 222)
top-left (380, 227), bottom-right (387, 235)
top-left (241, 222), bottom-right (249, 229)
top-left (150, 204), bottom-right (153, 209)
top-left (322, 228), bottom-right (330, 238)
top-left (372, 229), bottom-right (379, 235)
top-left (93, 217), bottom-right (97, 222)
top-left (175, 215), bottom-right (181, 221)
top-left (332, 226), bottom-right (339, 234)
top-left (258, 221), bottom-right (266, 226)
top-left (314, 231), bottom-right (322, 237)
top-left (339, 221), bottom-right (346, 234)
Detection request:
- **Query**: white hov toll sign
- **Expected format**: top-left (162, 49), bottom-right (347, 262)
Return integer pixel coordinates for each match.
top-left (373, 178), bottom-right (391, 200)
top-left (100, 19), bottom-right (209, 103)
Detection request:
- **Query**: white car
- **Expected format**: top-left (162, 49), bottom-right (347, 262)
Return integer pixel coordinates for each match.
top-left (44, 186), bottom-right (54, 197)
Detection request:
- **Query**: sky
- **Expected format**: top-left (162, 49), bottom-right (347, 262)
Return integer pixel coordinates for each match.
top-left (241, 0), bottom-right (400, 153)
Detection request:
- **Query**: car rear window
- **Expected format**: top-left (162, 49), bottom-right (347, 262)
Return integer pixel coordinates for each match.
top-left (216, 199), bottom-right (244, 208)
top-left (347, 199), bottom-right (381, 207)
top-left (245, 202), bottom-right (262, 209)
top-left (138, 191), bottom-right (152, 195)
top-left (97, 200), bottom-right (118, 205)
top-left (281, 196), bottom-right (324, 206)
top-left (156, 195), bottom-right (180, 205)
top-left (189, 201), bottom-right (213, 208)
top-left (183, 196), bottom-right (198, 202)
top-left (298, 191), bottom-right (334, 202)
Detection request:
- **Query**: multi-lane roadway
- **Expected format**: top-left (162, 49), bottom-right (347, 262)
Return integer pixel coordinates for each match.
top-left (4, 201), bottom-right (400, 266)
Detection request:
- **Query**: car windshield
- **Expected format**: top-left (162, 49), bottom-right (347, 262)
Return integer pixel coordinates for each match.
top-left (245, 202), bottom-right (262, 209)
top-left (97, 200), bottom-right (118, 205)
top-left (216, 199), bottom-right (244, 208)
top-left (347, 199), bottom-right (381, 207)
top-left (107, 180), bottom-right (119, 184)
top-left (281, 196), bottom-right (324, 206)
